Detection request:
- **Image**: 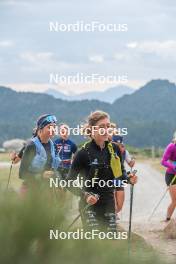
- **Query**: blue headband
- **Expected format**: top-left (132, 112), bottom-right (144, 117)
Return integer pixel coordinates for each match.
top-left (37, 115), bottom-right (57, 129)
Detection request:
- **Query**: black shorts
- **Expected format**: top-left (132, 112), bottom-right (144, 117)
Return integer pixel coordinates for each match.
top-left (114, 178), bottom-right (125, 191)
top-left (165, 173), bottom-right (176, 186)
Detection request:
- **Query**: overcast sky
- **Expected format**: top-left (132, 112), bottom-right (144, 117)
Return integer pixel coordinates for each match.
top-left (0, 0), bottom-right (176, 94)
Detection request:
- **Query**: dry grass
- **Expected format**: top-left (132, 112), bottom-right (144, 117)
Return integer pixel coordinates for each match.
top-left (0, 152), bottom-right (11, 162)
top-left (148, 158), bottom-right (165, 174)
top-left (0, 165), bottom-right (21, 190)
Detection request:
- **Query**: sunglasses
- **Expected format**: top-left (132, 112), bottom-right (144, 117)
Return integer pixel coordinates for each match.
top-left (45, 115), bottom-right (57, 123)
top-left (39, 115), bottom-right (57, 128)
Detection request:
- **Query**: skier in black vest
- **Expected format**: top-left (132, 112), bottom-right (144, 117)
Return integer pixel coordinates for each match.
top-left (67, 110), bottom-right (137, 232)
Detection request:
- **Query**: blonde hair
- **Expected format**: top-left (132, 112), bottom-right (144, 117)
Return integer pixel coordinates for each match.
top-left (110, 122), bottom-right (117, 129)
top-left (83, 110), bottom-right (110, 137)
top-left (87, 110), bottom-right (110, 127)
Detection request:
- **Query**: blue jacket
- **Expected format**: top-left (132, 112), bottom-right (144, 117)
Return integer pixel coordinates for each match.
top-left (54, 138), bottom-right (77, 169)
top-left (29, 136), bottom-right (60, 173)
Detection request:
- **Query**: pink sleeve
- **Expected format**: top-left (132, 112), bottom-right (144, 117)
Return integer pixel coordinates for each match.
top-left (161, 144), bottom-right (175, 170)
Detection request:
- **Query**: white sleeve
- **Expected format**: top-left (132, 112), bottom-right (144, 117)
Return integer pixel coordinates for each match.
top-left (125, 150), bottom-right (132, 163)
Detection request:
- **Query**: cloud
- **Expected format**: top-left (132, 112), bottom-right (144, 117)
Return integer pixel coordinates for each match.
top-left (0, 0), bottom-right (176, 92)
top-left (126, 42), bottom-right (137, 49)
top-left (0, 40), bottom-right (14, 47)
top-left (0, 0), bottom-right (31, 5)
top-left (20, 52), bottom-right (54, 63)
top-left (126, 40), bottom-right (176, 59)
top-left (5, 78), bottom-right (142, 94)
top-left (0, 0), bottom-right (31, 7)
top-left (18, 51), bottom-right (85, 75)
top-left (114, 53), bottom-right (128, 61)
top-left (89, 55), bottom-right (104, 63)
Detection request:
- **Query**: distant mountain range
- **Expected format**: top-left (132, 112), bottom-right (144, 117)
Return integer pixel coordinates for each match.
top-left (45, 85), bottom-right (134, 103)
top-left (0, 79), bottom-right (175, 147)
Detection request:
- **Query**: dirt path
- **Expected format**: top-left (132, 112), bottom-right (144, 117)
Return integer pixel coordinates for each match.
top-left (0, 161), bottom-right (11, 168)
top-left (120, 160), bottom-right (176, 263)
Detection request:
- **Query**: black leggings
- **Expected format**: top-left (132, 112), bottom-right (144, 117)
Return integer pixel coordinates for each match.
top-left (79, 192), bottom-right (116, 232)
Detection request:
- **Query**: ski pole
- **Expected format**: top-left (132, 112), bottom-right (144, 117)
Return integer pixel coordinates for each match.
top-left (66, 192), bottom-right (100, 231)
top-left (66, 203), bottom-right (91, 231)
top-left (128, 184), bottom-right (134, 241)
top-left (128, 169), bottom-right (137, 257)
top-left (6, 161), bottom-right (13, 191)
top-left (148, 174), bottom-right (176, 221)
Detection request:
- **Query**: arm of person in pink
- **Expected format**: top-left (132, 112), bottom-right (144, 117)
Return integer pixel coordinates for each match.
top-left (161, 143), bottom-right (176, 170)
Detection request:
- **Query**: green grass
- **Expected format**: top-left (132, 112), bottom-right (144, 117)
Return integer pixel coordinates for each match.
top-left (0, 152), bottom-right (170, 263)
top-left (0, 187), bottom-right (166, 264)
